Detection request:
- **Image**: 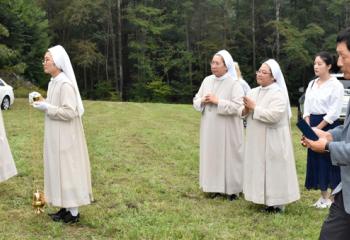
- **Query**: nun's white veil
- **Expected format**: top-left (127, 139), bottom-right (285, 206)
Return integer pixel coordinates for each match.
top-left (216, 50), bottom-right (238, 80)
top-left (48, 45), bottom-right (84, 116)
top-left (264, 59), bottom-right (292, 118)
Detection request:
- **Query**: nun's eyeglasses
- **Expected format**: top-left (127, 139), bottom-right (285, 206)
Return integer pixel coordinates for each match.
top-left (210, 61), bottom-right (225, 67)
top-left (42, 59), bottom-right (51, 64)
top-left (256, 70), bottom-right (271, 75)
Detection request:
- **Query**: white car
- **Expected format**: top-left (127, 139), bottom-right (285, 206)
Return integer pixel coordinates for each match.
top-left (0, 78), bottom-right (14, 110)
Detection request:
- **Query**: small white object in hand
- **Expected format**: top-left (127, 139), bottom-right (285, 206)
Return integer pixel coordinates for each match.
top-left (28, 91), bottom-right (42, 105)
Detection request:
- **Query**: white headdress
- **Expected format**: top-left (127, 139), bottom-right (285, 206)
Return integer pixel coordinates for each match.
top-left (48, 45), bottom-right (84, 116)
top-left (216, 50), bottom-right (238, 80)
top-left (264, 59), bottom-right (292, 118)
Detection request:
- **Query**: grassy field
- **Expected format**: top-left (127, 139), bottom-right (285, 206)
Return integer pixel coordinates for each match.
top-left (0, 99), bottom-right (327, 239)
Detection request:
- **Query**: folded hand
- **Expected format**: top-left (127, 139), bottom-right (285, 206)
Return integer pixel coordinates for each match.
top-left (204, 93), bottom-right (218, 105)
top-left (243, 96), bottom-right (256, 110)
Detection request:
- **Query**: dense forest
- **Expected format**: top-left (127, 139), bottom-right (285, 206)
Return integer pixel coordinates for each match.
top-left (1, 0), bottom-right (350, 104)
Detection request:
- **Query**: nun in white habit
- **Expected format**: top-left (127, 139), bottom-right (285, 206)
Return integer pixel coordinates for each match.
top-left (242, 59), bottom-right (300, 212)
top-left (0, 109), bottom-right (17, 182)
top-left (193, 50), bottom-right (245, 200)
top-left (32, 45), bottom-right (93, 223)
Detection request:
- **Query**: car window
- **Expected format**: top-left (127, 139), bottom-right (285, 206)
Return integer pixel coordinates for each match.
top-left (0, 80), bottom-right (4, 86)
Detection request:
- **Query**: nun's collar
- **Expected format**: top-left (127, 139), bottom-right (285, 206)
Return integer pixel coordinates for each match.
top-left (215, 72), bottom-right (229, 81)
top-left (261, 82), bottom-right (278, 90)
top-left (51, 72), bottom-right (64, 82)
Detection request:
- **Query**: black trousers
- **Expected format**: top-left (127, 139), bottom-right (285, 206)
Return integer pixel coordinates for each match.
top-left (319, 191), bottom-right (350, 240)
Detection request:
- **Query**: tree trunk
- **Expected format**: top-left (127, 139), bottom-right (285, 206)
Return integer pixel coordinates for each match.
top-left (346, 3), bottom-right (350, 28)
top-left (108, 0), bottom-right (119, 93)
top-left (83, 66), bottom-right (87, 91)
top-left (117, 0), bottom-right (123, 99)
top-left (275, 0), bottom-right (280, 60)
top-left (186, 15), bottom-right (193, 93)
top-left (251, 0), bottom-right (256, 72)
top-left (96, 62), bottom-right (100, 89)
top-left (105, 22), bottom-right (110, 83)
top-left (223, 1), bottom-right (227, 47)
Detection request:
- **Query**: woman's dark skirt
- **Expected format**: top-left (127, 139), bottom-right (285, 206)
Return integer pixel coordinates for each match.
top-left (305, 114), bottom-right (341, 191)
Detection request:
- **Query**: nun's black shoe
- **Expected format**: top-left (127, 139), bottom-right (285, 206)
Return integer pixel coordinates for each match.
top-left (262, 206), bottom-right (282, 213)
top-left (48, 208), bottom-right (67, 221)
top-left (208, 193), bottom-right (221, 199)
top-left (63, 212), bottom-right (80, 224)
top-left (227, 194), bottom-right (238, 201)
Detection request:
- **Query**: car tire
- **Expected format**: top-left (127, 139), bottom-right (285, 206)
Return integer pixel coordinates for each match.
top-left (1, 96), bottom-right (10, 110)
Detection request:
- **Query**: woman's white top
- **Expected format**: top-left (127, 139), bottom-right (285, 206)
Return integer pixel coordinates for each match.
top-left (303, 76), bottom-right (344, 124)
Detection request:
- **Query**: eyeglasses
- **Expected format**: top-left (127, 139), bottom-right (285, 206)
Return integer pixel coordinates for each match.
top-left (42, 59), bottom-right (51, 64)
top-left (210, 61), bottom-right (225, 67)
top-left (256, 70), bottom-right (271, 75)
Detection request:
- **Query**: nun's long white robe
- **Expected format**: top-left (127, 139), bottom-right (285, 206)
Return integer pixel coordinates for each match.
top-left (194, 74), bottom-right (244, 194)
top-left (44, 73), bottom-right (93, 207)
top-left (243, 83), bottom-right (300, 206)
top-left (0, 110), bottom-right (17, 182)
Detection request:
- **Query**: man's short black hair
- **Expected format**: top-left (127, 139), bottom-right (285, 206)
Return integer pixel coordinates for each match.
top-left (337, 28), bottom-right (350, 51)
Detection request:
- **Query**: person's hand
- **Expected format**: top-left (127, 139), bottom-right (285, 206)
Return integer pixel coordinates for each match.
top-left (204, 93), bottom-right (218, 105)
top-left (303, 137), bottom-right (328, 153)
top-left (300, 136), bottom-right (307, 147)
top-left (32, 101), bottom-right (49, 112)
top-left (312, 127), bottom-right (333, 142)
top-left (242, 106), bottom-right (251, 116)
top-left (243, 96), bottom-right (256, 110)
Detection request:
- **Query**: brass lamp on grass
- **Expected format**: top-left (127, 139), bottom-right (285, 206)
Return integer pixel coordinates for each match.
top-left (32, 189), bottom-right (46, 214)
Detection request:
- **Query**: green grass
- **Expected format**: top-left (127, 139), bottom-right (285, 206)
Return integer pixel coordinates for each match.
top-left (1, 99), bottom-right (327, 239)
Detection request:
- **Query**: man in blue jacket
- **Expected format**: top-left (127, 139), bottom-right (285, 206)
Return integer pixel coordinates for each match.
top-left (304, 27), bottom-right (350, 240)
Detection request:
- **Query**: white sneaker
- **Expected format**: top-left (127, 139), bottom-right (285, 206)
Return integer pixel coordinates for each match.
top-left (316, 198), bottom-right (332, 209)
top-left (312, 197), bottom-right (323, 207)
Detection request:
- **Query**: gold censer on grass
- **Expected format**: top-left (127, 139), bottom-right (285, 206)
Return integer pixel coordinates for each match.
top-left (32, 189), bottom-right (46, 214)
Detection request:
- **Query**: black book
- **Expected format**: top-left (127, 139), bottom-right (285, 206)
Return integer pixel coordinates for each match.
top-left (296, 118), bottom-right (319, 141)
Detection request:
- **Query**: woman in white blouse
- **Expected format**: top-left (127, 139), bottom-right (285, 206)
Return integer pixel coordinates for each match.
top-left (303, 52), bottom-right (344, 208)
